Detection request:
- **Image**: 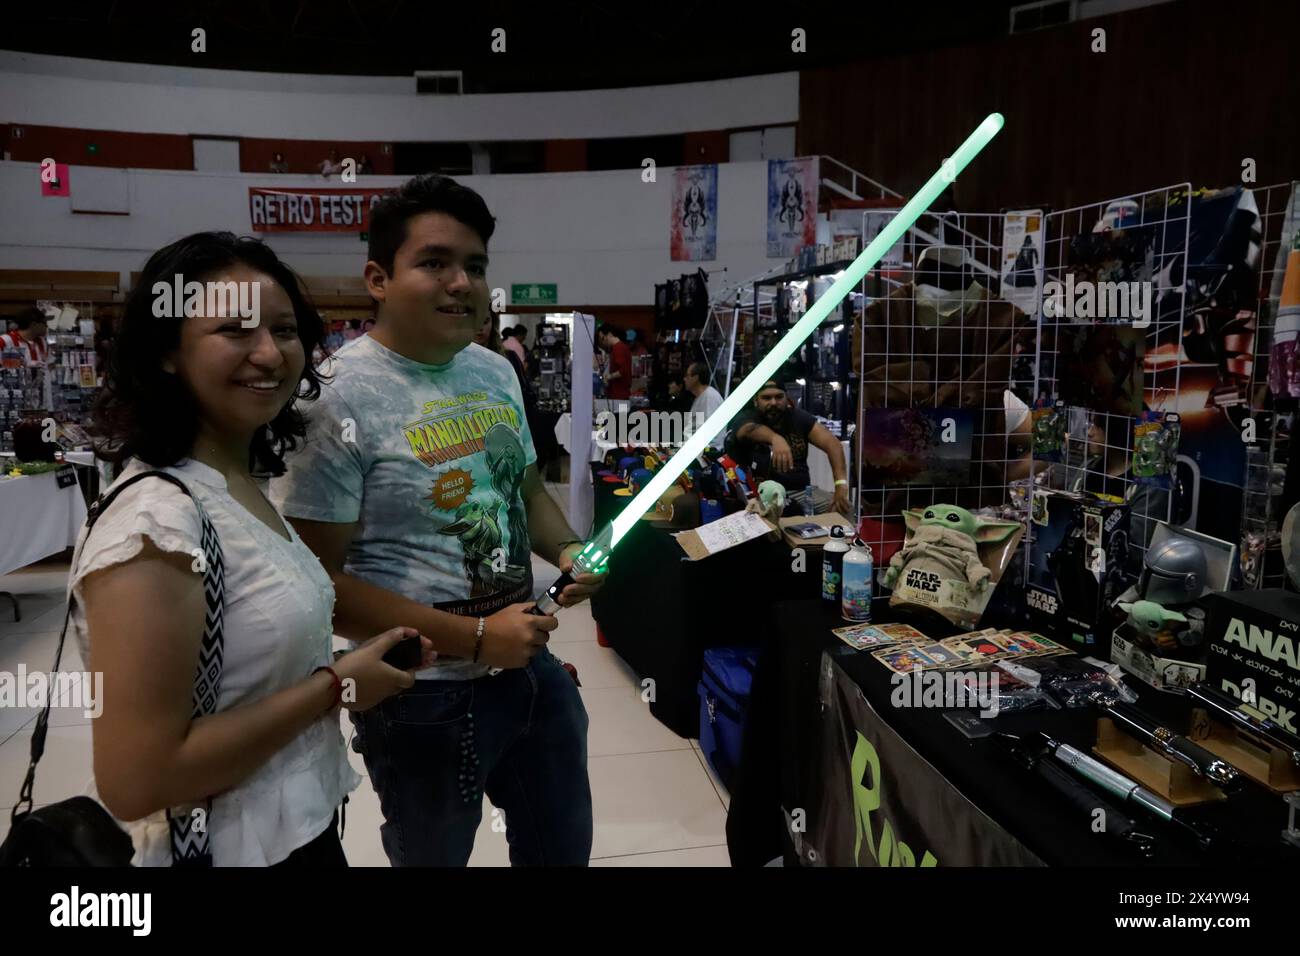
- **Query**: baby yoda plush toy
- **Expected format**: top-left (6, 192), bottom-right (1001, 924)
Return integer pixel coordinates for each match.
top-left (884, 504), bottom-right (1019, 591)
top-left (745, 480), bottom-right (787, 539)
top-left (885, 504), bottom-right (1023, 627)
top-left (1119, 599), bottom-right (1187, 650)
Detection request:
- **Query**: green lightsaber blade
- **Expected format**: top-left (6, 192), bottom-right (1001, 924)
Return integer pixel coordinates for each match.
top-left (535, 113), bottom-right (1004, 611)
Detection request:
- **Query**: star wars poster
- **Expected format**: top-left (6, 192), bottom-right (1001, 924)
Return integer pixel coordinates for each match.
top-left (1000, 209), bottom-right (1044, 314)
top-left (670, 164), bottom-right (717, 262)
top-left (767, 157), bottom-right (818, 258)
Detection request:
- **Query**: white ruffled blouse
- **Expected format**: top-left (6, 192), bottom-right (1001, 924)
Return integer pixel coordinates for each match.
top-left (67, 458), bottom-right (359, 866)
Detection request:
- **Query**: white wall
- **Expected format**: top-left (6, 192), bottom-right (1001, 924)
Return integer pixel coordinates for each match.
top-left (0, 162), bottom-right (777, 306)
top-left (0, 52), bottom-right (799, 142)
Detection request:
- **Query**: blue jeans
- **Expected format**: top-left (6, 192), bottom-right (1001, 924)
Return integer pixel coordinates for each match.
top-left (350, 649), bottom-right (593, 866)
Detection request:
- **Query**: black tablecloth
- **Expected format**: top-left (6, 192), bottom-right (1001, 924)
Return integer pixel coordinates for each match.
top-left (726, 598), bottom-right (1296, 867)
top-left (589, 464), bottom-right (820, 737)
top-left (591, 517), bottom-right (819, 737)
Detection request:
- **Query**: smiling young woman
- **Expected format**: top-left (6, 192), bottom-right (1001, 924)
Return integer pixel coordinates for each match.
top-left (71, 232), bottom-right (434, 866)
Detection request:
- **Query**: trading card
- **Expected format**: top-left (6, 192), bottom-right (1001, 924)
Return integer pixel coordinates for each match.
top-left (939, 637), bottom-right (983, 663)
top-left (997, 632), bottom-right (1050, 656)
top-left (833, 624), bottom-right (895, 651)
top-left (873, 623), bottom-right (929, 643)
top-left (918, 642), bottom-right (964, 668)
top-left (954, 635), bottom-right (1008, 662)
top-left (873, 646), bottom-right (939, 674)
top-left (1023, 633), bottom-right (1070, 656)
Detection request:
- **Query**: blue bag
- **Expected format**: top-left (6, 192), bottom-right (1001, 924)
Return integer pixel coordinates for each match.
top-left (697, 646), bottom-right (759, 791)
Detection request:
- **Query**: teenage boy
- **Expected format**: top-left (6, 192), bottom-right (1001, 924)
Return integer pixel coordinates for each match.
top-left (272, 174), bottom-right (603, 866)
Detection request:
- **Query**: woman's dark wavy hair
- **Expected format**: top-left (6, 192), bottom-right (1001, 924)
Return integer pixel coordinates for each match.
top-left (93, 231), bottom-right (327, 477)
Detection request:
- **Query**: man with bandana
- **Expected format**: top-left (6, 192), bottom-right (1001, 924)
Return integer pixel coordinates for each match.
top-left (730, 379), bottom-right (851, 516)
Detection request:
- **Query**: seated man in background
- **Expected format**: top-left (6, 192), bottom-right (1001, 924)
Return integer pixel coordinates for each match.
top-left (664, 372), bottom-right (694, 415)
top-left (729, 379), bottom-right (850, 516)
top-left (684, 361), bottom-right (726, 447)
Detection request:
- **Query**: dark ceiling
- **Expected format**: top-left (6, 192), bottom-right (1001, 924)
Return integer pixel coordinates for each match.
top-left (2, 0), bottom-right (1024, 93)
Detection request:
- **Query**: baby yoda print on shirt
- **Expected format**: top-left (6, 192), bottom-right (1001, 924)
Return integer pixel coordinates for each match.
top-left (405, 395), bottom-right (532, 597)
top-left (271, 336), bottom-right (536, 679)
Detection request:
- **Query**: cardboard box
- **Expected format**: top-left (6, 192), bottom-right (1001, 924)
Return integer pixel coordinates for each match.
top-left (674, 510), bottom-right (778, 561)
top-left (1026, 490), bottom-right (1131, 655)
top-left (1205, 588), bottom-right (1300, 736)
top-left (1111, 626), bottom-right (1206, 692)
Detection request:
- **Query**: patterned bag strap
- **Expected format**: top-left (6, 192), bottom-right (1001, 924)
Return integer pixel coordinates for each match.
top-left (15, 470), bottom-right (200, 821)
top-left (81, 470), bottom-right (225, 866)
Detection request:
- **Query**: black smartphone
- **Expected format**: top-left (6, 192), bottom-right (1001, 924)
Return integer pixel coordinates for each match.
top-left (382, 633), bottom-right (422, 670)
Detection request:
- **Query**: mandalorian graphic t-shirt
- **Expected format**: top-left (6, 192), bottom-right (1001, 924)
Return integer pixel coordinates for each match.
top-left (271, 335), bottom-right (536, 680)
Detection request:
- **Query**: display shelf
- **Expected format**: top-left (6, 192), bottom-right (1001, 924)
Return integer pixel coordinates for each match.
top-left (854, 210), bottom-right (1039, 559)
top-left (1240, 180), bottom-right (1300, 589)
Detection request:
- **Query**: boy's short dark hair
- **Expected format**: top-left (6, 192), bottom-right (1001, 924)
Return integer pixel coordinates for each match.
top-left (598, 324), bottom-right (622, 341)
top-left (367, 174), bottom-right (496, 276)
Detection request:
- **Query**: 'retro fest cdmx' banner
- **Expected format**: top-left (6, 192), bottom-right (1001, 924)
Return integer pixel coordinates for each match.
top-left (670, 164), bottom-right (718, 261)
top-left (766, 157), bottom-right (819, 258)
top-left (248, 186), bottom-right (393, 233)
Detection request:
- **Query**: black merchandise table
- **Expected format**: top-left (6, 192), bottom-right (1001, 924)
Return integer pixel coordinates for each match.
top-left (589, 465), bottom-right (820, 737)
top-left (727, 598), bottom-right (1297, 867)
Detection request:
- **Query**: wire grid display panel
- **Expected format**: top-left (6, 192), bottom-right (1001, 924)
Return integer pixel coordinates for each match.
top-left (1242, 181), bottom-right (1300, 589)
top-left (1036, 184), bottom-right (1192, 562)
top-left (854, 211), bottom-right (1039, 554)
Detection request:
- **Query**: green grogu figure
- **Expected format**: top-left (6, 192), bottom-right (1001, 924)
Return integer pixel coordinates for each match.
top-left (756, 480), bottom-right (786, 518)
top-left (1119, 599), bottom-right (1187, 647)
top-left (1133, 427), bottom-right (1177, 478)
top-left (884, 504), bottom-right (1020, 592)
top-left (438, 498), bottom-right (504, 596)
top-left (745, 479), bottom-right (787, 539)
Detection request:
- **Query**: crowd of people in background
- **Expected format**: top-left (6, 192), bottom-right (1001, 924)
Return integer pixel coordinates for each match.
top-left (475, 316), bottom-right (559, 470)
top-left (0, 307), bottom-right (50, 367)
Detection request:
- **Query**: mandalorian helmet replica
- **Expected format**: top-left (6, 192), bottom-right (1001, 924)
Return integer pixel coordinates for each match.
top-left (1139, 537), bottom-right (1207, 606)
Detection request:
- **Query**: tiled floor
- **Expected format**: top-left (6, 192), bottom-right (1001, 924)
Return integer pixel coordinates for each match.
top-left (0, 490), bottom-right (732, 865)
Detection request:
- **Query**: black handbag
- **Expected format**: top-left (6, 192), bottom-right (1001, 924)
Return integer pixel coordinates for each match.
top-left (0, 470), bottom-right (225, 867)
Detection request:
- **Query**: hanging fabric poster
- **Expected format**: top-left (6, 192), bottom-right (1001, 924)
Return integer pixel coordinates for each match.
top-left (861, 207), bottom-right (907, 268)
top-left (1268, 183), bottom-right (1300, 398)
top-left (670, 164), bottom-right (718, 262)
top-left (999, 209), bottom-right (1044, 315)
top-left (767, 157), bottom-right (819, 258)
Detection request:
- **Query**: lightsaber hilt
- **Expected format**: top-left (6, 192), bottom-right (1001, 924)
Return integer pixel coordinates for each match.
top-left (1092, 694), bottom-right (1244, 793)
top-left (533, 524), bottom-right (613, 615)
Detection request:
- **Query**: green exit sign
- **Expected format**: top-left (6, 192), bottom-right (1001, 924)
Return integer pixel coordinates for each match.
top-left (511, 283), bottom-right (557, 306)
